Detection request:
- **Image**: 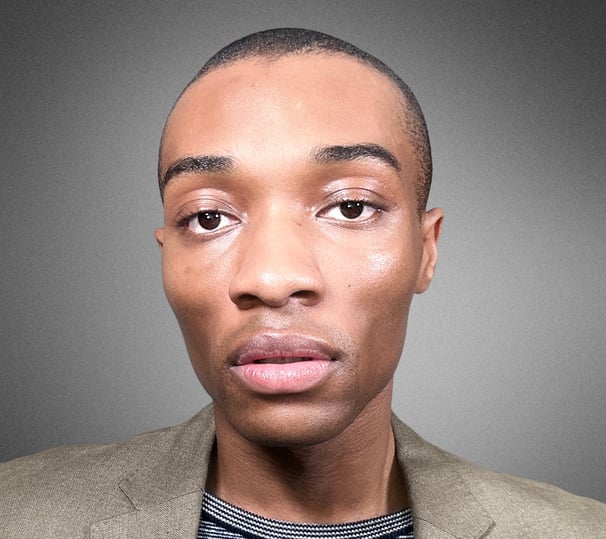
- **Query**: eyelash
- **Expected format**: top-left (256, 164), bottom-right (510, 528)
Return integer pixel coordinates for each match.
top-left (176, 209), bottom-right (239, 235)
top-left (175, 195), bottom-right (385, 237)
top-left (321, 197), bottom-right (384, 223)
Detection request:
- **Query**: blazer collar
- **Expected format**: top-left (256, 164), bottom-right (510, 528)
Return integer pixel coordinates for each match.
top-left (90, 408), bottom-right (494, 538)
top-left (392, 415), bottom-right (495, 538)
top-left (91, 408), bottom-right (216, 538)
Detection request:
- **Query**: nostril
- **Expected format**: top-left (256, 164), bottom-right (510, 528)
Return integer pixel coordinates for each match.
top-left (291, 290), bottom-right (318, 302)
top-left (231, 288), bottom-right (321, 310)
top-left (232, 293), bottom-right (267, 310)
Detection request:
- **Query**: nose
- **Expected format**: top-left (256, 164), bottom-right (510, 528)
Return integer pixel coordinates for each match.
top-left (229, 213), bottom-right (325, 309)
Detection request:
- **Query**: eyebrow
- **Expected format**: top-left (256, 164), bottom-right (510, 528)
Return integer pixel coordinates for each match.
top-left (160, 155), bottom-right (235, 192)
top-left (311, 144), bottom-right (401, 172)
top-left (160, 143), bottom-right (401, 193)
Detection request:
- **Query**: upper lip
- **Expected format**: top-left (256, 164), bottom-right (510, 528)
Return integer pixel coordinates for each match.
top-left (229, 332), bottom-right (337, 366)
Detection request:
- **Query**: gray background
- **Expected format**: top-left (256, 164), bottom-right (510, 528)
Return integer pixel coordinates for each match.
top-left (1, 1), bottom-right (604, 503)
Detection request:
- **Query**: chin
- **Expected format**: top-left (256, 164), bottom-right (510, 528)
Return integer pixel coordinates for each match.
top-left (219, 398), bottom-right (360, 448)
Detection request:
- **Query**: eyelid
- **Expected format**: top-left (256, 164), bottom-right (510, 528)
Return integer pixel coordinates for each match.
top-left (317, 188), bottom-right (388, 224)
top-left (320, 199), bottom-right (382, 222)
top-left (319, 187), bottom-right (388, 209)
top-left (173, 195), bottom-right (237, 223)
top-left (176, 208), bottom-right (240, 237)
top-left (173, 196), bottom-right (242, 236)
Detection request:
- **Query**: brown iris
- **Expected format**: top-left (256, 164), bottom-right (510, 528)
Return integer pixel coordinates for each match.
top-left (198, 211), bottom-right (221, 230)
top-left (339, 201), bottom-right (364, 219)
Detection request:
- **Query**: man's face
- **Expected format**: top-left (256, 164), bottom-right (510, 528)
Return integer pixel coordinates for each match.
top-left (156, 54), bottom-right (442, 447)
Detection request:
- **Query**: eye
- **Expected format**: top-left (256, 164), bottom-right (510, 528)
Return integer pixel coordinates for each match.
top-left (322, 200), bottom-right (380, 222)
top-left (183, 210), bottom-right (239, 234)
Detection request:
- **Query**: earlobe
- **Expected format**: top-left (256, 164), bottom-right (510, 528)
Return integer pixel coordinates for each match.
top-left (415, 208), bottom-right (443, 294)
top-left (154, 228), bottom-right (165, 249)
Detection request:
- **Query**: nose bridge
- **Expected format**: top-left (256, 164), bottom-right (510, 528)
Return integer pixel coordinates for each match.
top-left (229, 204), bottom-right (323, 307)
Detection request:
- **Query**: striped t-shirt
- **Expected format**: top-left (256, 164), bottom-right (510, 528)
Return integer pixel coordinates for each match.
top-left (198, 491), bottom-right (414, 538)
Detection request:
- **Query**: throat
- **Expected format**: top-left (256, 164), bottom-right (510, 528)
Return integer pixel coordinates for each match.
top-left (208, 434), bottom-right (408, 524)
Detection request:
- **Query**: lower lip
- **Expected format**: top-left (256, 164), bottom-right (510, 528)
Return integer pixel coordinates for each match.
top-left (232, 360), bottom-right (334, 394)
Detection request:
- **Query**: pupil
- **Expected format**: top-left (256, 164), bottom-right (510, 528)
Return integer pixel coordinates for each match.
top-left (340, 201), bottom-right (364, 219)
top-left (198, 211), bottom-right (221, 230)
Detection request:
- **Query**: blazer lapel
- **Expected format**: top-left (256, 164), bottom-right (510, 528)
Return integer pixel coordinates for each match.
top-left (90, 408), bottom-right (216, 538)
top-left (89, 491), bottom-right (202, 538)
top-left (392, 416), bottom-right (495, 538)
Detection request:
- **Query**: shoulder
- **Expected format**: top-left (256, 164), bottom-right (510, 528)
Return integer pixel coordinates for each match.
top-left (0, 407), bottom-right (214, 538)
top-left (457, 459), bottom-right (606, 536)
top-left (391, 414), bottom-right (606, 537)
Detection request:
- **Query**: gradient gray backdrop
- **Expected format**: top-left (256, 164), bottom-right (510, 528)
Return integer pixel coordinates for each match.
top-left (1, 1), bottom-right (605, 503)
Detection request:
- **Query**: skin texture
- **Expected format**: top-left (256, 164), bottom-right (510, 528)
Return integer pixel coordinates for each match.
top-left (156, 54), bottom-right (442, 522)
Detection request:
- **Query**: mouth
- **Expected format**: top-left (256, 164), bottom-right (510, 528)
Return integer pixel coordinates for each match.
top-left (252, 356), bottom-right (314, 364)
top-left (232, 333), bottom-right (336, 366)
top-left (229, 333), bottom-right (337, 394)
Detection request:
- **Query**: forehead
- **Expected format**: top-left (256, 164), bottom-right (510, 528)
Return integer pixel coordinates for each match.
top-left (160, 54), bottom-right (412, 177)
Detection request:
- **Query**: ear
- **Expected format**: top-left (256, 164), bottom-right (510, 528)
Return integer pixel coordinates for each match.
top-left (154, 228), bottom-right (165, 249)
top-left (415, 208), bottom-right (443, 294)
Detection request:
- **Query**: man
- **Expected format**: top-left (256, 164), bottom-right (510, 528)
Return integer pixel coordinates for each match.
top-left (1, 28), bottom-right (605, 538)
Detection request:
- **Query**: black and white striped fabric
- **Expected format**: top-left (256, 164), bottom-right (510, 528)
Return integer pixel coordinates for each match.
top-left (198, 491), bottom-right (413, 539)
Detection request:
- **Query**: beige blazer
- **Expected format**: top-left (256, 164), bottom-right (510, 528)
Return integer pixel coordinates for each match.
top-left (1, 405), bottom-right (605, 538)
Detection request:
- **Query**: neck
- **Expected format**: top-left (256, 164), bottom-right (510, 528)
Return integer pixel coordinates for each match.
top-left (207, 393), bottom-right (408, 523)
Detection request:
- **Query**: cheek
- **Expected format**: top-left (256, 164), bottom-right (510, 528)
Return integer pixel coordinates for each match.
top-left (337, 248), bottom-right (417, 373)
top-left (162, 242), bottom-right (227, 310)
top-left (161, 248), bottom-right (229, 396)
top-left (161, 245), bottom-right (230, 354)
top-left (341, 247), bottom-right (417, 313)
top-left (162, 254), bottom-right (197, 315)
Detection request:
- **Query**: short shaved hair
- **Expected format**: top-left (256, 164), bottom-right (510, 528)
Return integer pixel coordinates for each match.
top-left (160, 28), bottom-right (432, 215)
